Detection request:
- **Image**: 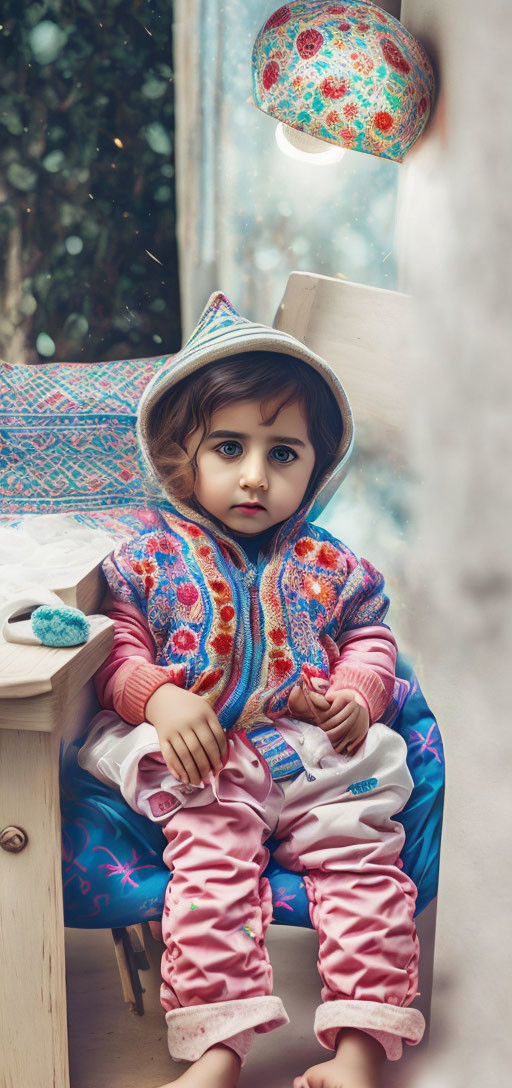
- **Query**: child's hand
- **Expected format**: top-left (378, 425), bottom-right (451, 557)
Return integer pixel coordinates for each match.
top-left (313, 688), bottom-right (370, 754)
top-left (145, 683), bottom-right (228, 786)
top-left (287, 682), bottom-right (331, 723)
top-left (288, 682), bottom-right (369, 754)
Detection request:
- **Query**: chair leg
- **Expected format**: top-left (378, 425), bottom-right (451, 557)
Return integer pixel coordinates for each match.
top-left (111, 926), bottom-right (146, 1015)
top-left (127, 922), bottom-right (151, 971)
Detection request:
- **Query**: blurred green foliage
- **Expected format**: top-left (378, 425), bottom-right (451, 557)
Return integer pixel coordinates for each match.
top-left (0, 0), bottom-right (180, 362)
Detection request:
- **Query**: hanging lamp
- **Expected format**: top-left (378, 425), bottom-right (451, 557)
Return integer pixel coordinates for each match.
top-left (251, 1), bottom-right (435, 163)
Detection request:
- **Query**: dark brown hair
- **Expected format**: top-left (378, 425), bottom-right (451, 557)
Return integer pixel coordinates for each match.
top-left (147, 351), bottom-right (343, 511)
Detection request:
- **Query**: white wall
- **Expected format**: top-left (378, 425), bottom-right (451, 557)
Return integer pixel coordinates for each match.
top-left (398, 2), bottom-right (512, 1085)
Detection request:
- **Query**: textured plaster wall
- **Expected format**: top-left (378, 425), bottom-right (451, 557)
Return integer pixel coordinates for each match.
top-left (398, 1), bottom-right (512, 1085)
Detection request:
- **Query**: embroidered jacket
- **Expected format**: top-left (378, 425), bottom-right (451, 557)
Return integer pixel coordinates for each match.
top-left (95, 511), bottom-right (398, 733)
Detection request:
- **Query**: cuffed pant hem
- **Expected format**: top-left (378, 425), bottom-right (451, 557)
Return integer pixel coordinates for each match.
top-left (165, 995), bottom-right (289, 1065)
top-left (314, 1000), bottom-right (426, 1061)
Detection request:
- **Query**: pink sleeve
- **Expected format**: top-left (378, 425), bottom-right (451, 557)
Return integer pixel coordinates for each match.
top-left (94, 598), bottom-right (186, 726)
top-left (326, 624), bottom-right (397, 724)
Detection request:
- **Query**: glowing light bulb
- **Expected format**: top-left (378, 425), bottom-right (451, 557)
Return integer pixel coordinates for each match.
top-left (275, 122), bottom-right (346, 165)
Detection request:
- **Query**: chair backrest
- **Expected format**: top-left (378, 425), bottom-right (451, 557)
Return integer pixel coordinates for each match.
top-left (273, 272), bottom-right (413, 458)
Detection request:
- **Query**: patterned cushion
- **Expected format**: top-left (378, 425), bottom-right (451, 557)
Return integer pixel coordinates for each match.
top-left (60, 654), bottom-right (444, 928)
top-left (0, 355), bottom-right (172, 539)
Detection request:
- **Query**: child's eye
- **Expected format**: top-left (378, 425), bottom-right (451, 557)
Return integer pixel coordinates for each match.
top-left (271, 446), bottom-right (297, 464)
top-left (217, 441), bottom-right (242, 457)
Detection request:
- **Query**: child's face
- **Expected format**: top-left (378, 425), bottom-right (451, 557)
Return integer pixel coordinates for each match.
top-left (185, 397), bottom-right (316, 536)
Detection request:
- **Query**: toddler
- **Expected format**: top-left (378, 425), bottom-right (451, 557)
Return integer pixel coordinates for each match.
top-left (79, 292), bottom-right (425, 1088)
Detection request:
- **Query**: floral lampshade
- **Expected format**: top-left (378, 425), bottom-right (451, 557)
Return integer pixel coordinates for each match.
top-left (251, 1), bottom-right (435, 163)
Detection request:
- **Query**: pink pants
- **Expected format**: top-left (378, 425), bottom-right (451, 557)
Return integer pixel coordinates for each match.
top-left (129, 722), bottom-right (426, 1065)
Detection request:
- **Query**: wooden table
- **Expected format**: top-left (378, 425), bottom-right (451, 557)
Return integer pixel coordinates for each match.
top-left (0, 616), bottom-right (114, 1088)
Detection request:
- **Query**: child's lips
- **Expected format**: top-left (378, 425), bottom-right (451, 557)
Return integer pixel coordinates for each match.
top-left (234, 503), bottom-right (265, 513)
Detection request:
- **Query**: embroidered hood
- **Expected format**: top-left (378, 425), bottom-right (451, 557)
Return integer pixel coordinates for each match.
top-left (137, 291), bottom-right (354, 548)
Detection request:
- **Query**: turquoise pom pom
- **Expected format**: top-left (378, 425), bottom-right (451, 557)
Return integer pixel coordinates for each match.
top-left (31, 605), bottom-right (90, 647)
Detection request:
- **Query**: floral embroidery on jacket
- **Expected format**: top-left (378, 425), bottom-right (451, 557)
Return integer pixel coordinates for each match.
top-left (101, 511), bottom-right (390, 732)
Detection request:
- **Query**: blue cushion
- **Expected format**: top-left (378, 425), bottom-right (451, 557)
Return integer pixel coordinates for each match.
top-left (60, 654), bottom-right (444, 928)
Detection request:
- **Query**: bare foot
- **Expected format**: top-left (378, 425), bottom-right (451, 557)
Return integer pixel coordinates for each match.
top-left (158, 1043), bottom-right (241, 1088)
top-left (293, 1028), bottom-right (386, 1088)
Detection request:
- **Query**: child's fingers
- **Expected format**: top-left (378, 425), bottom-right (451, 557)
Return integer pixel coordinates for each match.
top-left (324, 711), bottom-right (367, 748)
top-left (316, 702), bottom-right (359, 730)
top-left (346, 733), bottom-right (366, 754)
top-left (288, 683), bottom-right (303, 702)
top-left (160, 740), bottom-right (190, 784)
top-left (194, 720), bottom-right (225, 772)
top-left (205, 709), bottom-right (228, 758)
top-left (335, 723), bottom-right (367, 754)
top-left (301, 687), bottom-right (330, 722)
top-left (304, 690), bottom-right (331, 710)
top-left (289, 685), bottom-right (326, 724)
top-left (171, 734), bottom-right (206, 786)
top-left (187, 733), bottom-right (218, 781)
top-left (309, 676), bottom-right (330, 694)
top-left (288, 684), bottom-right (312, 718)
top-left (321, 719), bottom-right (354, 747)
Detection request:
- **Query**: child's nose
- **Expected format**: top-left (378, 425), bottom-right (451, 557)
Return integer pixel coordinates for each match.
top-left (240, 456), bottom-right (268, 490)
